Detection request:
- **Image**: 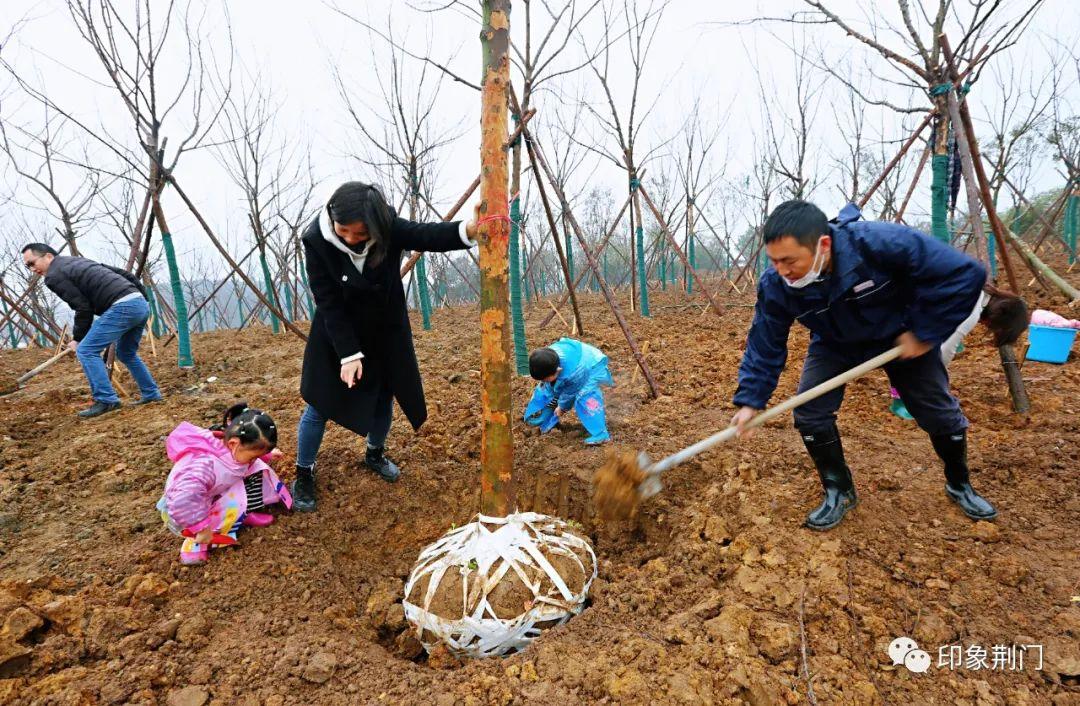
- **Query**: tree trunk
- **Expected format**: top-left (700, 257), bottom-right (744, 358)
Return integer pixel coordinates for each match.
top-left (479, 0), bottom-right (515, 516)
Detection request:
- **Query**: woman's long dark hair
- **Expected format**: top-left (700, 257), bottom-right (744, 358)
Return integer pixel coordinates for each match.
top-left (327, 182), bottom-right (394, 268)
top-left (980, 283), bottom-right (1028, 346)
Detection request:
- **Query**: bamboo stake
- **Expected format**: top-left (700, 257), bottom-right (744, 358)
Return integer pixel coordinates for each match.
top-left (525, 131), bottom-right (585, 336)
top-left (524, 121), bottom-right (660, 398)
top-left (638, 184), bottom-right (723, 316)
top-left (857, 113), bottom-right (933, 209)
top-left (939, 35), bottom-right (1021, 293)
top-left (165, 175), bottom-right (308, 341)
top-left (537, 192), bottom-right (633, 329)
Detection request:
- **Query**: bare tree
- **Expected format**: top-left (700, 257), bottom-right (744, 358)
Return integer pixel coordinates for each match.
top-left (335, 25), bottom-right (467, 328)
top-left (757, 30), bottom-right (826, 201)
top-left (0, 109), bottom-right (104, 256)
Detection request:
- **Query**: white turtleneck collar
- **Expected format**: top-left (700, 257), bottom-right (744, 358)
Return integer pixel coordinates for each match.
top-left (319, 204), bottom-right (373, 272)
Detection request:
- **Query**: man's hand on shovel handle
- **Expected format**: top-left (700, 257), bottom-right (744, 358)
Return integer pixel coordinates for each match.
top-left (896, 331), bottom-right (932, 360)
top-left (731, 406), bottom-right (760, 439)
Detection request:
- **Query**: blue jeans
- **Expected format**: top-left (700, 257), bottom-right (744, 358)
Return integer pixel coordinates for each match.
top-left (296, 388), bottom-right (393, 468)
top-left (76, 297), bottom-right (161, 405)
top-left (793, 340), bottom-right (967, 437)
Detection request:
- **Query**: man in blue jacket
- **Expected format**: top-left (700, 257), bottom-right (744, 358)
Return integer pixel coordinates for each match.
top-left (730, 200), bottom-right (996, 530)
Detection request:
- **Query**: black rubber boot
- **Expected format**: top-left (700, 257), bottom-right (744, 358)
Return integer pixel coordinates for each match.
top-left (930, 431), bottom-right (997, 520)
top-left (77, 401), bottom-right (121, 418)
top-left (801, 426), bottom-right (858, 530)
top-left (364, 446), bottom-right (401, 483)
top-left (291, 464), bottom-right (317, 513)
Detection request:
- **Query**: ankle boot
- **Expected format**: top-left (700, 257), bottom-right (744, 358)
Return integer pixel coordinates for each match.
top-left (291, 464), bottom-right (317, 513)
top-left (364, 446), bottom-right (400, 483)
top-left (930, 431), bottom-right (997, 520)
top-left (801, 426), bottom-right (858, 530)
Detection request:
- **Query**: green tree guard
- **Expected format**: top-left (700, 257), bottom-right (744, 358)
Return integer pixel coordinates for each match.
top-left (298, 260), bottom-right (315, 320)
top-left (1066, 193), bottom-right (1078, 265)
top-left (147, 288), bottom-right (164, 338)
top-left (930, 154), bottom-right (950, 244)
top-left (508, 196), bottom-right (527, 374)
top-left (521, 250), bottom-right (530, 302)
top-left (659, 244), bottom-right (667, 291)
top-left (281, 279), bottom-right (295, 324)
top-left (988, 218), bottom-right (997, 277)
top-left (160, 231), bottom-right (194, 367)
top-left (257, 250), bottom-right (280, 334)
top-left (539, 268), bottom-right (546, 297)
top-left (236, 294), bottom-right (245, 328)
top-left (1, 296), bottom-right (18, 349)
top-left (196, 306), bottom-right (205, 334)
top-left (635, 223), bottom-right (650, 316)
top-left (564, 224), bottom-right (575, 283)
top-left (687, 231), bottom-right (695, 294)
top-left (415, 254), bottom-right (434, 331)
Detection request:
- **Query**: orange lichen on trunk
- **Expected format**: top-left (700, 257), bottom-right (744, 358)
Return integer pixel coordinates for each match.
top-left (478, 0), bottom-right (515, 517)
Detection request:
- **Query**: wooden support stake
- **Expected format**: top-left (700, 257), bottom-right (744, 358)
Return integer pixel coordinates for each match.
top-left (857, 112), bottom-right (933, 210)
top-left (939, 35), bottom-right (1021, 294)
top-left (524, 121), bottom-right (660, 398)
top-left (525, 132), bottom-right (585, 337)
top-left (638, 184), bottom-right (724, 316)
top-left (998, 344), bottom-right (1029, 414)
top-left (538, 193), bottom-right (633, 329)
top-left (166, 175), bottom-right (308, 341)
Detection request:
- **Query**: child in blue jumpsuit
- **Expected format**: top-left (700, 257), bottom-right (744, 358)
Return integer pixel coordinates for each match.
top-left (524, 338), bottom-right (614, 445)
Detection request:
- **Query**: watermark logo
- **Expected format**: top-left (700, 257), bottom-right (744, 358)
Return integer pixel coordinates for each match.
top-left (888, 637), bottom-right (1045, 674)
top-left (888, 636), bottom-right (932, 673)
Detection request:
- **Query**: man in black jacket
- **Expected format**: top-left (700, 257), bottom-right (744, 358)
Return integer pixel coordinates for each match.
top-left (22, 243), bottom-right (162, 417)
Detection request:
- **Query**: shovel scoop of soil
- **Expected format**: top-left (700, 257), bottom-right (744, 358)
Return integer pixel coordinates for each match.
top-left (592, 450), bottom-right (647, 521)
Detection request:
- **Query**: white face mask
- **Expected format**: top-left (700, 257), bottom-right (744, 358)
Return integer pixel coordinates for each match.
top-left (782, 237), bottom-right (827, 289)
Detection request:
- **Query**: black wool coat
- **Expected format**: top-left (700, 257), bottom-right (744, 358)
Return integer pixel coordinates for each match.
top-left (299, 212), bottom-right (470, 435)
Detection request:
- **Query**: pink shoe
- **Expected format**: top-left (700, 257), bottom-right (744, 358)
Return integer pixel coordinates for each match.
top-left (242, 512), bottom-right (274, 528)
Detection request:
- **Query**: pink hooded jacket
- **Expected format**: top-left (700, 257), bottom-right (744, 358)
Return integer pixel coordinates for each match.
top-left (161, 422), bottom-right (291, 532)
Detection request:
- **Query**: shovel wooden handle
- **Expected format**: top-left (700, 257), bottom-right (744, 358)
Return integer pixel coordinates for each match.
top-left (13, 347), bottom-right (75, 387)
top-left (647, 346), bottom-right (903, 476)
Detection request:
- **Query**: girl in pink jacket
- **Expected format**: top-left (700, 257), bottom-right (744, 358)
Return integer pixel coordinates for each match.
top-left (157, 402), bottom-right (292, 565)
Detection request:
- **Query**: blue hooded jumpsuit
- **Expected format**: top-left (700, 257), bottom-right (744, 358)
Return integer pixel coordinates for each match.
top-left (523, 338), bottom-right (614, 444)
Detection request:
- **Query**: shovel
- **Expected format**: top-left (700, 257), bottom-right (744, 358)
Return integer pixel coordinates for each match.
top-left (593, 346), bottom-right (903, 520)
top-left (0, 348), bottom-right (75, 396)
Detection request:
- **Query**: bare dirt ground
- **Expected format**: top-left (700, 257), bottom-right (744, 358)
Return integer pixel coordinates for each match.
top-left (1, 264), bottom-right (1078, 705)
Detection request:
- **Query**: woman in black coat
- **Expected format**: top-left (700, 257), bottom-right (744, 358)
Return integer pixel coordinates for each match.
top-left (292, 182), bottom-right (477, 512)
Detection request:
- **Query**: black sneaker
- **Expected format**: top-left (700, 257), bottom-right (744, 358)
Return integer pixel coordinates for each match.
top-left (77, 401), bottom-right (121, 418)
top-left (364, 446), bottom-right (401, 483)
top-left (133, 395), bottom-right (164, 406)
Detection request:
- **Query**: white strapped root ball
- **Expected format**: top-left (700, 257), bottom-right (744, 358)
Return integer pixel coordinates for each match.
top-left (403, 512), bottom-right (597, 659)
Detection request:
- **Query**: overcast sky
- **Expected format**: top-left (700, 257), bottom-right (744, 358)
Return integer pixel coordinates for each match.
top-left (1, 0), bottom-right (1077, 278)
